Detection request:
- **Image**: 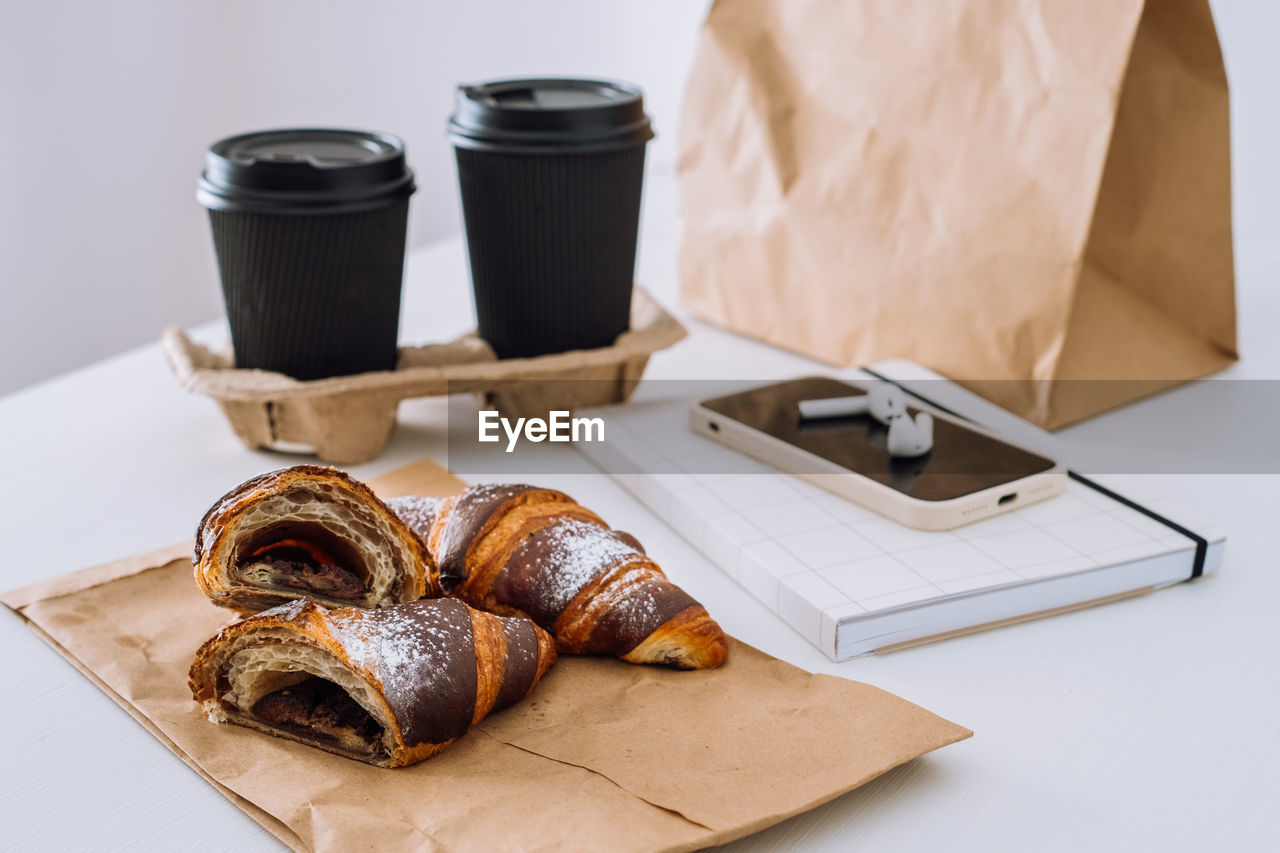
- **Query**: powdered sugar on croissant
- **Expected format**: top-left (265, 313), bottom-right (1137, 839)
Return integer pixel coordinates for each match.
top-left (188, 596), bottom-right (556, 767)
top-left (387, 486), bottom-right (728, 669)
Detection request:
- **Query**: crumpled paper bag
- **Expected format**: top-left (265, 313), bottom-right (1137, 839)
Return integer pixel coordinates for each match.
top-left (679, 0), bottom-right (1236, 428)
top-left (2, 458), bottom-right (970, 852)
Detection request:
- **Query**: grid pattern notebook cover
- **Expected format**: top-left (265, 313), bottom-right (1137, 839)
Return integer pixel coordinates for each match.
top-left (577, 390), bottom-right (1226, 660)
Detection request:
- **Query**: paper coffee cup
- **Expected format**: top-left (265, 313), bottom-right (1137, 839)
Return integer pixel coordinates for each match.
top-left (197, 129), bottom-right (416, 380)
top-left (448, 79), bottom-right (654, 359)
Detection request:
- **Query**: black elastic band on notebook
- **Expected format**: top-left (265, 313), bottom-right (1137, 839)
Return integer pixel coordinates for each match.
top-left (1064, 472), bottom-right (1208, 579)
top-left (859, 368), bottom-right (1208, 580)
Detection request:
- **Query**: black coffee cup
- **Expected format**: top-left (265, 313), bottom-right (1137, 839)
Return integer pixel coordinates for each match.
top-left (197, 128), bottom-right (416, 380)
top-left (447, 79), bottom-right (654, 359)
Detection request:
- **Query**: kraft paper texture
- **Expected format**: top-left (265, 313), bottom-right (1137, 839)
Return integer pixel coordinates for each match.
top-left (2, 458), bottom-right (970, 852)
top-left (678, 0), bottom-right (1236, 428)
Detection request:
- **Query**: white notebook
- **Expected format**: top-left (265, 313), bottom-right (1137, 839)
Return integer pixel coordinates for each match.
top-left (576, 366), bottom-right (1226, 660)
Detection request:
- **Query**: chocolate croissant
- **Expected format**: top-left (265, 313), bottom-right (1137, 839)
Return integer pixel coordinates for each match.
top-left (188, 596), bottom-right (556, 767)
top-left (195, 465), bottom-right (439, 612)
top-left (387, 485), bottom-right (729, 669)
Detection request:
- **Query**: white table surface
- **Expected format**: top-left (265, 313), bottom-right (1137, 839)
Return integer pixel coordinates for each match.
top-left (3, 169), bottom-right (1279, 852)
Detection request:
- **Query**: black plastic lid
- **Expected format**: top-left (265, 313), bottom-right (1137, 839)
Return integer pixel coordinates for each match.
top-left (197, 128), bottom-right (416, 214)
top-left (447, 78), bottom-right (654, 153)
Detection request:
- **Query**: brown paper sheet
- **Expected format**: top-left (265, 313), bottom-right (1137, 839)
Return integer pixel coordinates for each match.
top-left (678, 0), bottom-right (1235, 429)
top-left (2, 458), bottom-right (970, 852)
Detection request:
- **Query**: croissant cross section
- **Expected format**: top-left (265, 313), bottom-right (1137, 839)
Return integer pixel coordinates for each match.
top-left (188, 597), bottom-right (557, 767)
top-left (195, 465), bottom-right (440, 611)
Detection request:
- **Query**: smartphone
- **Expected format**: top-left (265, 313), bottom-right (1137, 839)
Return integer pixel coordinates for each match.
top-left (690, 377), bottom-right (1066, 530)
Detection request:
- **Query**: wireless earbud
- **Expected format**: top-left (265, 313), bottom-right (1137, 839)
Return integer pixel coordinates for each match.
top-left (795, 381), bottom-right (899, 421)
top-left (795, 395), bottom-right (869, 420)
top-left (865, 382), bottom-right (905, 424)
top-left (886, 411), bottom-right (933, 457)
top-left (796, 382), bottom-right (934, 458)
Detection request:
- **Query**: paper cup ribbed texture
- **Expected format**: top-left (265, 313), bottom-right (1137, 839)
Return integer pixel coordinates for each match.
top-left (456, 146), bottom-right (645, 359)
top-left (209, 199), bottom-right (409, 380)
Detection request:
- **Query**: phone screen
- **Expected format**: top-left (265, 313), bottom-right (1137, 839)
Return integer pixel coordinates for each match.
top-left (700, 377), bottom-right (1057, 502)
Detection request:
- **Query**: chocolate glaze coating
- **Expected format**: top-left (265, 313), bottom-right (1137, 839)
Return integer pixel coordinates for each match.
top-left (335, 598), bottom-right (479, 746)
top-left (494, 617), bottom-right (542, 710)
top-left (587, 582), bottom-right (699, 655)
top-left (435, 484), bottom-right (539, 584)
top-left (613, 530), bottom-right (645, 554)
top-left (490, 519), bottom-right (636, 627)
top-left (385, 495), bottom-right (442, 545)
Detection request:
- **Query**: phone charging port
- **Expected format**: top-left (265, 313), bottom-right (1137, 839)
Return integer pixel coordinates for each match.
top-left (998, 492), bottom-right (1017, 506)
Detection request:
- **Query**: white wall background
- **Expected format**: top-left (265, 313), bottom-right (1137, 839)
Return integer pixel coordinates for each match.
top-left (1, 0), bottom-right (1275, 396)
